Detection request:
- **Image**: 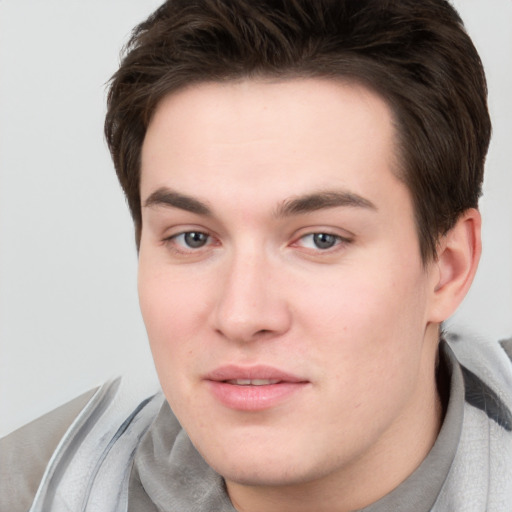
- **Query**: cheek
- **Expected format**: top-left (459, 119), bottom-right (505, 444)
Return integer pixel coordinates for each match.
top-left (298, 258), bottom-right (429, 375)
top-left (137, 259), bottom-right (212, 382)
top-left (139, 259), bottom-right (209, 335)
top-left (304, 264), bottom-right (425, 329)
top-left (138, 267), bottom-right (208, 414)
top-left (308, 271), bottom-right (429, 425)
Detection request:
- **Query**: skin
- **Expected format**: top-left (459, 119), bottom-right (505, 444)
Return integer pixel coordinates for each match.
top-left (138, 79), bottom-right (480, 512)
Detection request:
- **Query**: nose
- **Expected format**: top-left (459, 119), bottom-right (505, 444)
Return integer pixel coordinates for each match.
top-left (212, 249), bottom-right (292, 343)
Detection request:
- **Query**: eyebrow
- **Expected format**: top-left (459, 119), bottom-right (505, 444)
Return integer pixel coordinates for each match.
top-left (143, 188), bottom-right (212, 216)
top-left (275, 190), bottom-right (377, 217)
top-left (143, 187), bottom-right (376, 218)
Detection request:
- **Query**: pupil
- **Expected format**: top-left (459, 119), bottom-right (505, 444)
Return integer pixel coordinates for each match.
top-left (184, 232), bottom-right (207, 248)
top-left (313, 233), bottom-right (336, 249)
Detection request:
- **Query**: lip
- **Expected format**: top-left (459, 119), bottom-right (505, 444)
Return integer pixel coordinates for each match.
top-left (204, 365), bottom-right (309, 411)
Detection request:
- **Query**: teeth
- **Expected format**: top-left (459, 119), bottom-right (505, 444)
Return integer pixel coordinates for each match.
top-left (227, 379), bottom-right (280, 386)
top-left (252, 379), bottom-right (280, 386)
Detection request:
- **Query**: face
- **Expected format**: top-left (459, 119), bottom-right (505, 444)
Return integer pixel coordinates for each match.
top-left (138, 79), bottom-right (441, 500)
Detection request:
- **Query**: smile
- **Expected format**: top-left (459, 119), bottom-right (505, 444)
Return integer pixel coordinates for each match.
top-left (226, 379), bottom-right (281, 386)
top-left (204, 365), bottom-right (309, 411)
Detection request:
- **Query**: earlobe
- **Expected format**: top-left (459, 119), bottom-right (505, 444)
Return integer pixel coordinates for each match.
top-left (428, 209), bottom-right (482, 323)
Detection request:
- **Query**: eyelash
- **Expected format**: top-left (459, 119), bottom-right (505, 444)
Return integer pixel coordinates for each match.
top-left (163, 230), bottom-right (351, 256)
top-left (293, 232), bottom-right (351, 252)
top-left (163, 231), bottom-right (216, 254)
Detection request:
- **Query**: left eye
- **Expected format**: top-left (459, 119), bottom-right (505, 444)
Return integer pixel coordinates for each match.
top-left (299, 233), bottom-right (342, 250)
top-left (172, 231), bottom-right (210, 249)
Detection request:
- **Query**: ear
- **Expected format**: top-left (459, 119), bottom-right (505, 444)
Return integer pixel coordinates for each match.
top-left (427, 208), bottom-right (482, 323)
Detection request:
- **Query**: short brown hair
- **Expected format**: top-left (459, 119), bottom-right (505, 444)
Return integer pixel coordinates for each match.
top-left (105, 0), bottom-right (491, 262)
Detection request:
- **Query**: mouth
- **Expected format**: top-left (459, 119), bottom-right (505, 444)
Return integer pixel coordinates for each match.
top-left (204, 366), bottom-right (309, 411)
top-left (224, 378), bottom-right (282, 386)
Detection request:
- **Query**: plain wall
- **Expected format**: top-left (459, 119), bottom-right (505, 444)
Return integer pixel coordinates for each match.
top-left (1, 0), bottom-right (511, 437)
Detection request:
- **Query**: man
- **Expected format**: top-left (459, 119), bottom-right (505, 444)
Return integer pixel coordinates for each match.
top-left (2, 1), bottom-right (511, 511)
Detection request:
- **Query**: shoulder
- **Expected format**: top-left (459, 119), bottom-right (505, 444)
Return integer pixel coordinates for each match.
top-left (446, 332), bottom-right (512, 422)
top-left (436, 333), bottom-right (512, 508)
top-left (27, 377), bottom-right (163, 512)
top-left (0, 375), bottom-right (163, 512)
top-left (0, 388), bottom-right (97, 512)
top-left (446, 332), bottom-right (512, 389)
top-left (499, 336), bottom-right (512, 362)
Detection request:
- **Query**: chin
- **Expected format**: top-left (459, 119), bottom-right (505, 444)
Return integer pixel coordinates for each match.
top-left (208, 456), bottom-right (317, 487)
top-left (194, 431), bottom-right (331, 488)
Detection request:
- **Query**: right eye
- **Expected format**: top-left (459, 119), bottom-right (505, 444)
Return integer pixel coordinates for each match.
top-left (169, 231), bottom-right (211, 249)
top-left (298, 232), bottom-right (341, 250)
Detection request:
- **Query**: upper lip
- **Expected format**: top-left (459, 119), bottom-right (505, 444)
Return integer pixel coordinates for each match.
top-left (204, 365), bottom-right (308, 383)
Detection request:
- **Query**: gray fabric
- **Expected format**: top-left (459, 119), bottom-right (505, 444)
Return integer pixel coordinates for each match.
top-left (129, 402), bottom-right (236, 512)
top-left (0, 389), bottom-right (97, 512)
top-left (27, 379), bottom-right (163, 512)
top-left (432, 335), bottom-right (512, 510)
top-left (499, 337), bottom-right (512, 362)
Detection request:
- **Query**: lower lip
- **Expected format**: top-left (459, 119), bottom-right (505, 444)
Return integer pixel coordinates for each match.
top-left (206, 381), bottom-right (308, 411)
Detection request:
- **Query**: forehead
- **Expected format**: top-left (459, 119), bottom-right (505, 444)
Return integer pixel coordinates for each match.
top-left (140, 78), bottom-right (403, 210)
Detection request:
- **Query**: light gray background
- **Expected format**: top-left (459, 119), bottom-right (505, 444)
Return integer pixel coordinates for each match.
top-left (1, 0), bottom-right (511, 437)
